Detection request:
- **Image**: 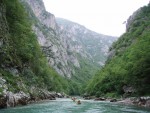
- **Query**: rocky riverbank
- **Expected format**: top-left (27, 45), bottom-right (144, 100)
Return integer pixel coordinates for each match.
top-left (118, 97), bottom-right (150, 107)
top-left (0, 76), bottom-right (67, 109)
top-left (83, 95), bottom-right (150, 108)
top-left (0, 90), bottom-right (65, 109)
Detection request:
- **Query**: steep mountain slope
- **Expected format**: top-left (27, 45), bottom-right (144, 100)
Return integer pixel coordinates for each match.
top-left (21, 0), bottom-right (84, 80)
top-left (0, 0), bottom-right (70, 103)
top-left (56, 18), bottom-right (116, 66)
top-left (86, 4), bottom-right (150, 97)
top-left (21, 0), bottom-right (116, 84)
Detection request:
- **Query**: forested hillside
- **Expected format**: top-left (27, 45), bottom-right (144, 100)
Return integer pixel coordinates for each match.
top-left (0, 0), bottom-right (73, 99)
top-left (86, 4), bottom-right (150, 97)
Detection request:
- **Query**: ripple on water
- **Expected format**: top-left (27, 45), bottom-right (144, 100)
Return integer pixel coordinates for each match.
top-left (121, 106), bottom-right (150, 113)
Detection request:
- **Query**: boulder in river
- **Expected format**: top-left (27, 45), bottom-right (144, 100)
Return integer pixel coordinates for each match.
top-left (94, 97), bottom-right (106, 101)
top-left (56, 93), bottom-right (64, 98)
top-left (110, 99), bottom-right (117, 102)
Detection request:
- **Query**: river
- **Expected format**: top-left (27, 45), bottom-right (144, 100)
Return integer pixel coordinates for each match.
top-left (0, 98), bottom-right (150, 113)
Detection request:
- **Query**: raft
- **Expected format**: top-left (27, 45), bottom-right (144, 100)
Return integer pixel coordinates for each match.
top-left (76, 100), bottom-right (81, 104)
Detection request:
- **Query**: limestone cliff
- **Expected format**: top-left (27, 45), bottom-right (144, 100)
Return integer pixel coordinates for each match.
top-left (25, 0), bottom-right (57, 30)
top-left (56, 18), bottom-right (117, 66)
top-left (21, 0), bottom-right (117, 81)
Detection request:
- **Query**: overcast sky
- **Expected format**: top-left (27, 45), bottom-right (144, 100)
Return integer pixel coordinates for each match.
top-left (43, 0), bottom-right (149, 37)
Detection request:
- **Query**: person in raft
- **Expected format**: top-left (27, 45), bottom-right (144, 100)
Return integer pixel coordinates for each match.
top-left (71, 97), bottom-right (76, 102)
top-left (77, 100), bottom-right (81, 104)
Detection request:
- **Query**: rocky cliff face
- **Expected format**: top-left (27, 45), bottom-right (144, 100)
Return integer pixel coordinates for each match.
top-left (25, 0), bottom-right (57, 30)
top-left (56, 18), bottom-right (117, 66)
top-left (126, 8), bottom-right (142, 32)
top-left (21, 0), bottom-right (116, 81)
top-left (21, 0), bottom-right (74, 78)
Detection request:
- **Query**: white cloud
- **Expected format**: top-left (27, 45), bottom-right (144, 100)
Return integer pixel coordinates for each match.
top-left (43, 0), bottom-right (149, 36)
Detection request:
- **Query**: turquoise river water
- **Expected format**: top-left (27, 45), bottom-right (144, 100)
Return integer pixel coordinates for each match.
top-left (0, 98), bottom-right (150, 113)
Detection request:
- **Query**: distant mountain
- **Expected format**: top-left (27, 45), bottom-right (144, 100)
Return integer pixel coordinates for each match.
top-left (56, 18), bottom-right (117, 66)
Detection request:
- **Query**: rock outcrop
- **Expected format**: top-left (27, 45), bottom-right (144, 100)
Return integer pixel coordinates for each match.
top-left (0, 95), bottom-right (7, 108)
top-left (24, 0), bottom-right (57, 30)
top-left (126, 8), bottom-right (142, 31)
top-left (0, 91), bottom-right (28, 108)
top-left (0, 90), bottom-right (65, 108)
top-left (123, 85), bottom-right (136, 97)
top-left (119, 97), bottom-right (150, 107)
top-left (6, 91), bottom-right (29, 107)
top-left (0, 76), bottom-right (59, 109)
